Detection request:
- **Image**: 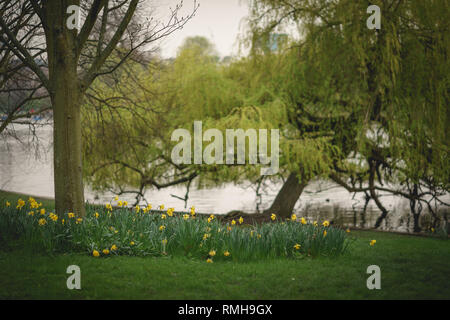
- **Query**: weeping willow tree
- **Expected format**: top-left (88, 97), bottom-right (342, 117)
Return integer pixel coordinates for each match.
top-left (219, 41), bottom-right (342, 217)
top-left (82, 36), bottom-right (316, 213)
top-left (246, 0), bottom-right (449, 227)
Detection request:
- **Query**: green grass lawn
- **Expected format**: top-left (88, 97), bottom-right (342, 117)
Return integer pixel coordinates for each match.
top-left (0, 230), bottom-right (449, 299)
top-left (0, 190), bottom-right (449, 299)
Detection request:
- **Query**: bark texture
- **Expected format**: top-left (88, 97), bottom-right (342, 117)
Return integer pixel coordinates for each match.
top-left (44, 1), bottom-right (86, 216)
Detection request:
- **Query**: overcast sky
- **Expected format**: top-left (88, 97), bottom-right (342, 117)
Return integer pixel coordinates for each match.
top-left (152, 0), bottom-right (250, 58)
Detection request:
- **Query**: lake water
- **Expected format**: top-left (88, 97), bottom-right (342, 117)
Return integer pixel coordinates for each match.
top-left (1, 124), bottom-right (447, 232)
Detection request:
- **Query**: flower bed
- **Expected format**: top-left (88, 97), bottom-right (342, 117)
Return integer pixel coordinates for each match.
top-left (0, 197), bottom-right (352, 262)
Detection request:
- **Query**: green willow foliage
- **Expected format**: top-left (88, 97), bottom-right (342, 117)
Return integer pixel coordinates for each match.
top-left (81, 37), bottom-right (327, 194)
top-left (81, 39), bottom-right (275, 194)
top-left (246, 0), bottom-right (449, 189)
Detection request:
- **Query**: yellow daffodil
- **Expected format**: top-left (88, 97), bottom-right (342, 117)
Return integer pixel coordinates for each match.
top-left (209, 250), bottom-right (216, 257)
top-left (206, 258), bottom-right (213, 263)
top-left (68, 212), bottom-right (75, 218)
top-left (28, 211), bottom-right (34, 216)
top-left (203, 233), bottom-right (210, 240)
top-left (49, 213), bottom-right (58, 222)
top-left (294, 244), bottom-right (301, 250)
top-left (270, 213), bottom-right (276, 221)
top-left (161, 214), bottom-right (167, 219)
top-left (301, 217), bottom-right (307, 225)
top-left (5, 201), bottom-right (10, 207)
top-left (123, 201), bottom-right (128, 207)
top-left (159, 204), bottom-right (164, 210)
top-left (75, 218), bottom-right (82, 224)
top-left (238, 217), bottom-right (244, 224)
top-left (370, 240), bottom-right (376, 246)
top-left (114, 196), bottom-right (119, 201)
top-left (224, 251), bottom-right (230, 257)
top-left (291, 214), bottom-right (297, 221)
top-left (106, 203), bottom-right (112, 211)
top-left (346, 228), bottom-right (350, 233)
top-left (159, 225), bottom-right (165, 231)
top-left (39, 208), bottom-right (45, 215)
top-left (207, 217), bottom-right (212, 223)
top-left (231, 219), bottom-right (236, 225)
top-left (161, 239), bottom-right (167, 245)
top-left (38, 218), bottom-right (46, 226)
top-left (93, 250), bottom-right (100, 257)
top-left (313, 221), bottom-right (318, 226)
top-left (323, 230), bottom-right (327, 237)
top-left (111, 244), bottom-right (118, 251)
top-left (102, 249), bottom-right (110, 255)
top-left (322, 220), bottom-right (330, 227)
top-left (94, 212), bottom-right (99, 218)
top-left (135, 205), bottom-right (140, 213)
top-left (117, 200), bottom-right (123, 207)
top-left (257, 234), bottom-right (261, 239)
top-left (130, 241), bottom-right (135, 246)
top-left (183, 214), bottom-right (189, 220)
top-left (16, 198), bottom-right (25, 209)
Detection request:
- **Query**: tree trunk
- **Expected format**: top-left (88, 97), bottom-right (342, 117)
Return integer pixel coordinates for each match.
top-left (45, 1), bottom-right (86, 216)
top-left (51, 81), bottom-right (85, 217)
top-left (410, 184), bottom-right (422, 233)
top-left (370, 161), bottom-right (389, 229)
top-left (264, 172), bottom-right (308, 218)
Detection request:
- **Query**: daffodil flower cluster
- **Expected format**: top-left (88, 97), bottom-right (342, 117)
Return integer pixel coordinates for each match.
top-left (1, 198), bottom-right (350, 261)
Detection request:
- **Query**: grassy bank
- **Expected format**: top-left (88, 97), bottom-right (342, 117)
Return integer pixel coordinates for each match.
top-left (0, 190), bottom-right (449, 299)
top-left (0, 230), bottom-right (449, 299)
